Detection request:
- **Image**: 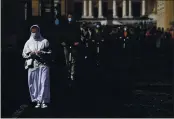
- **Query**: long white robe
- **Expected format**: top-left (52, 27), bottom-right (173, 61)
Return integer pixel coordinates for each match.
top-left (22, 25), bottom-right (51, 103)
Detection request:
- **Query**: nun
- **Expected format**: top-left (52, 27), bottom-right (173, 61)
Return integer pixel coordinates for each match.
top-left (22, 25), bottom-right (51, 108)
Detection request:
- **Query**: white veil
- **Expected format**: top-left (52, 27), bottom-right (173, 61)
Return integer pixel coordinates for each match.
top-left (29, 25), bottom-right (44, 41)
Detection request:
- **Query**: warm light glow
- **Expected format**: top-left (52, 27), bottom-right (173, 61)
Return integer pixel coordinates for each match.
top-left (32, 0), bottom-right (39, 16)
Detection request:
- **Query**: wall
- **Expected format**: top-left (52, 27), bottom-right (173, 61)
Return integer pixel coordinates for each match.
top-left (157, 0), bottom-right (174, 30)
top-left (164, 1), bottom-right (174, 30)
top-left (157, 1), bottom-right (165, 29)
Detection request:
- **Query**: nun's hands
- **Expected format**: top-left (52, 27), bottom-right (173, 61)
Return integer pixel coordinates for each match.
top-left (35, 51), bottom-right (42, 56)
top-left (30, 51), bottom-right (36, 55)
top-left (29, 52), bottom-right (37, 58)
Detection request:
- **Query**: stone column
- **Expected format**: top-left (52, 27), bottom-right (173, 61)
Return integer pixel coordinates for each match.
top-left (122, 0), bottom-right (127, 18)
top-left (141, 0), bottom-right (146, 16)
top-left (98, 0), bottom-right (104, 18)
top-left (113, 0), bottom-right (118, 18)
top-left (128, 0), bottom-right (133, 18)
top-left (82, 0), bottom-right (87, 18)
top-left (88, 0), bottom-right (94, 18)
top-left (25, 3), bottom-right (27, 20)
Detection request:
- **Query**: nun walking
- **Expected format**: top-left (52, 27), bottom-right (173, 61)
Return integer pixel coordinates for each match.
top-left (22, 25), bottom-right (51, 108)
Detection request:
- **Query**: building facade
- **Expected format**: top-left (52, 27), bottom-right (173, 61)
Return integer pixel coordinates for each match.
top-left (30, 0), bottom-right (156, 19)
top-left (157, 0), bottom-right (174, 30)
top-left (24, 0), bottom-right (174, 26)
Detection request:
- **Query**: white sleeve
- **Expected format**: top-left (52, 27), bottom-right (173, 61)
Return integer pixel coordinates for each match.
top-left (42, 39), bottom-right (52, 54)
top-left (22, 41), bottom-right (31, 58)
top-left (45, 39), bottom-right (50, 48)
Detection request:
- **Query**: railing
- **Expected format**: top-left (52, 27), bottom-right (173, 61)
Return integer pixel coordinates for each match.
top-left (78, 19), bottom-right (156, 25)
top-left (119, 19), bottom-right (156, 24)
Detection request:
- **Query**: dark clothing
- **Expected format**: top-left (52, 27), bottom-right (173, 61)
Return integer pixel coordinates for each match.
top-left (61, 21), bottom-right (80, 47)
top-left (60, 21), bottom-right (80, 80)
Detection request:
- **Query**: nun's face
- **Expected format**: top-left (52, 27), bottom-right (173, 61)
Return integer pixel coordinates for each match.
top-left (31, 27), bottom-right (40, 39)
top-left (31, 27), bottom-right (38, 33)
